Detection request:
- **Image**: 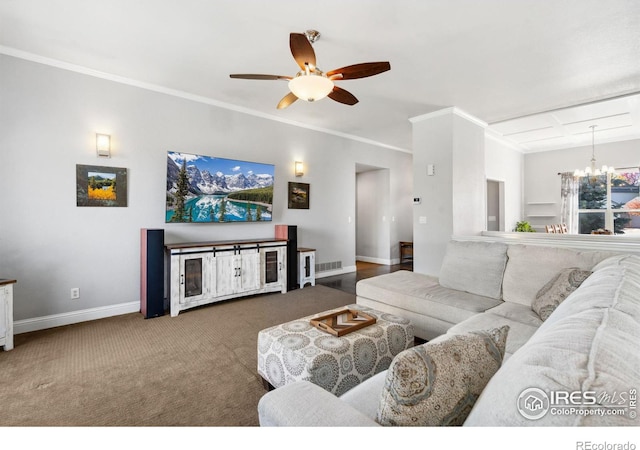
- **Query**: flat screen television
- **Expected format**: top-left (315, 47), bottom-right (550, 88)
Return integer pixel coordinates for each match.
top-left (166, 151), bottom-right (275, 223)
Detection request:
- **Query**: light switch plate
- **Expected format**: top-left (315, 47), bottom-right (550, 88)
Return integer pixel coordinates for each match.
top-left (427, 164), bottom-right (435, 176)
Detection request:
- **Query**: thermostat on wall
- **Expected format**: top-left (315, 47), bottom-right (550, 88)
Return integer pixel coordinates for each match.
top-left (413, 197), bottom-right (421, 204)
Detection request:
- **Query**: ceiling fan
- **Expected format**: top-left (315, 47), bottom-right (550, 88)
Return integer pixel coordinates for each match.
top-left (230, 30), bottom-right (390, 109)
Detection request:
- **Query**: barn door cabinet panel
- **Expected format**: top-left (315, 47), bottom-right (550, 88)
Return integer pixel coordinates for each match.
top-left (214, 248), bottom-right (261, 297)
top-left (167, 239), bottom-right (287, 317)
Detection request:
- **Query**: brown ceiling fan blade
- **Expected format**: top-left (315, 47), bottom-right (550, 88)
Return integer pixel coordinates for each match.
top-left (290, 33), bottom-right (316, 70)
top-left (230, 74), bottom-right (291, 80)
top-left (277, 92), bottom-right (298, 109)
top-left (328, 86), bottom-right (359, 106)
top-left (326, 62), bottom-right (391, 80)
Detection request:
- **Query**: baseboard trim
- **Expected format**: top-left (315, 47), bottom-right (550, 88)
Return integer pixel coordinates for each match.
top-left (315, 265), bottom-right (356, 279)
top-left (13, 265), bottom-right (366, 334)
top-left (356, 256), bottom-right (393, 265)
top-left (14, 301), bottom-right (140, 335)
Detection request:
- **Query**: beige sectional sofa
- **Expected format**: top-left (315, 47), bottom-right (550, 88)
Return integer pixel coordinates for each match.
top-left (357, 239), bottom-right (617, 357)
top-left (257, 239), bottom-right (640, 426)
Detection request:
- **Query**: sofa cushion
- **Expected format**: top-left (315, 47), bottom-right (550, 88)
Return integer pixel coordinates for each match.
top-left (446, 307), bottom-right (539, 359)
top-left (340, 370), bottom-right (387, 420)
top-left (464, 255), bottom-right (640, 426)
top-left (593, 253), bottom-right (640, 273)
top-left (531, 268), bottom-right (592, 321)
top-left (438, 240), bottom-right (508, 300)
top-left (356, 295), bottom-right (465, 341)
top-left (376, 326), bottom-right (509, 426)
top-left (484, 302), bottom-right (544, 328)
top-left (502, 244), bottom-right (616, 307)
top-left (257, 380), bottom-right (379, 426)
top-left (544, 256), bottom-right (640, 328)
top-left (356, 270), bottom-right (503, 325)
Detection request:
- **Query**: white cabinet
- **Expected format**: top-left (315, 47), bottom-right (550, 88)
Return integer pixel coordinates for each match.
top-left (0, 279), bottom-right (15, 351)
top-left (297, 248), bottom-right (316, 289)
top-left (168, 240), bottom-right (287, 317)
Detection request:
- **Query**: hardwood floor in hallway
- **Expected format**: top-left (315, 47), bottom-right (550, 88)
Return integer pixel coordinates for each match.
top-left (315, 260), bottom-right (413, 295)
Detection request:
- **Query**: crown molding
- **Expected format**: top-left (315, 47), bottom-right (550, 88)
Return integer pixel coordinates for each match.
top-left (409, 106), bottom-right (488, 129)
top-left (485, 128), bottom-right (525, 153)
top-left (0, 46), bottom-right (410, 154)
top-left (409, 106), bottom-right (527, 152)
top-left (514, 132), bottom-right (640, 154)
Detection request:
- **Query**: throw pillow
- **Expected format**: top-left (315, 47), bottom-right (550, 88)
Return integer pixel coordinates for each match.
top-left (438, 240), bottom-right (508, 300)
top-left (532, 268), bottom-right (592, 321)
top-left (376, 326), bottom-right (509, 426)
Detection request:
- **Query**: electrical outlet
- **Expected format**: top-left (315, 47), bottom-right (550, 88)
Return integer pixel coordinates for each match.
top-left (70, 288), bottom-right (80, 299)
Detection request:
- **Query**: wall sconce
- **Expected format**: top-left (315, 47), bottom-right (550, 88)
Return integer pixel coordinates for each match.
top-left (294, 161), bottom-right (304, 177)
top-left (96, 133), bottom-right (111, 158)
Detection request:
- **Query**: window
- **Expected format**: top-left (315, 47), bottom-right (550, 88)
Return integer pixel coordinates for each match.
top-left (578, 169), bottom-right (640, 235)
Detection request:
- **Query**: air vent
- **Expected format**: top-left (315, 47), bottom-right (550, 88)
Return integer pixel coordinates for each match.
top-left (315, 261), bottom-right (342, 273)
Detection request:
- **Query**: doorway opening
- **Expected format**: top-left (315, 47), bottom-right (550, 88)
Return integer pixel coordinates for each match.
top-left (356, 164), bottom-right (391, 265)
top-left (486, 179), bottom-right (505, 231)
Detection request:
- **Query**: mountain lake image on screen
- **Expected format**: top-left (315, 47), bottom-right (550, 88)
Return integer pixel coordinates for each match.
top-left (166, 151), bottom-right (275, 223)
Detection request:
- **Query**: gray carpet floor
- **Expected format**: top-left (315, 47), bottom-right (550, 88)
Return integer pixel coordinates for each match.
top-left (0, 285), bottom-right (355, 426)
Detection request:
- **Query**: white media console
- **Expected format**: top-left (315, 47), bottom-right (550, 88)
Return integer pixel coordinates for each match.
top-left (166, 239), bottom-right (287, 317)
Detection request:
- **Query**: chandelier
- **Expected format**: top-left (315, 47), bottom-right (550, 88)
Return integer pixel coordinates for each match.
top-left (573, 125), bottom-right (615, 177)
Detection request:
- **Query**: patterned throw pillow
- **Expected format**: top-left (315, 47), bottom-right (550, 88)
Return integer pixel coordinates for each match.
top-left (532, 268), bottom-right (592, 321)
top-left (376, 326), bottom-right (509, 426)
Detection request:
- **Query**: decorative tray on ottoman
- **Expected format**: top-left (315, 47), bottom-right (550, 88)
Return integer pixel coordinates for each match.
top-left (310, 308), bottom-right (376, 337)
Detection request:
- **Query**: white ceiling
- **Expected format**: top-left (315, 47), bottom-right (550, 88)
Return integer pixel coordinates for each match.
top-left (2, 0), bottom-right (639, 153)
top-left (489, 92), bottom-right (640, 153)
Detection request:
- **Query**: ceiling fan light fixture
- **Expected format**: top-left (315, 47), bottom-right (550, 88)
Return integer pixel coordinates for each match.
top-left (230, 32), bottom-right (389, 108)
top-left (288, 72), bottom-right (334, 102)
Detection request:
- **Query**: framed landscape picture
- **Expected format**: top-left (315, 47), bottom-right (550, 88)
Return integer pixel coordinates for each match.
top-left (76, 164), bottom-right (128, 207)
top-left (288, 182), bottom-right (310, 209)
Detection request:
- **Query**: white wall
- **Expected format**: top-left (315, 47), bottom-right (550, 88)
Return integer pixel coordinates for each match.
top-left (524, 139), bottom-right (640, 229)
top-left (411, 112), bottom-right (454, 275)
top-left (452, 114), bottom-right (486, 236)
top-left (485, 134), bottom-right (524, 232)
top-left (411, 109), bottom-right (486, 276)
top-left (0, 55), bottom-right (413, 327)
top-left (410, 109), bottom-right (525, 275)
